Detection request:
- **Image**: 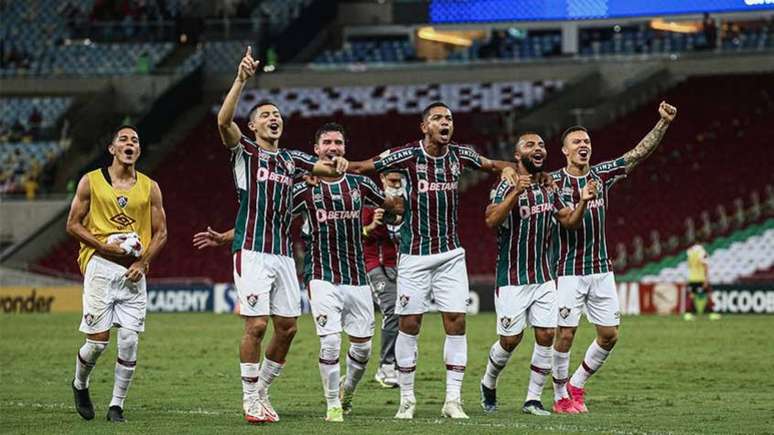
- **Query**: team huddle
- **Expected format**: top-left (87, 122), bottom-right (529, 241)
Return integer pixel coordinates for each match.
top-left (65, 46), bottom-right (676, 423)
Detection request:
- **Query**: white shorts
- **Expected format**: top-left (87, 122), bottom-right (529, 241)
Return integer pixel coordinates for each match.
top-left (309, 280), bottom-right (375, 337)
top-left (495, 281), bottom-right (557, 336)
top-left (556, 272), bottom-right (620, 327)
top-left (233, 250), bottom-right (301, 317)
top-left (80, 255), bottom-right (147, 334)
top-left (396, 247), bottom-right (469, 315)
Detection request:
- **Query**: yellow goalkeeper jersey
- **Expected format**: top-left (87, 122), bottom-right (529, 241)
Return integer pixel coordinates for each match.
top-left (77, 168), bottom-right (153, 273)
top-left (686, 244), bottom-right (708, 283)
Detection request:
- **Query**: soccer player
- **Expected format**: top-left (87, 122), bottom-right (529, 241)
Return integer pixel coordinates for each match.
top-left (551, 102), bottom-right (677, 413)
top-left (346, 102), bottom-right (518, 419)
top-left (479, 133), bottom-right (595, 416)
top-left (217, 47), bottom-right (347, 423)
top-left (362, 171), bottom-right (404, 388)
top-left (67, 125), bottom-right (168, 422)
top-left (684, 240), bottom-right (720, 320)
top-left (291, 123), bottom-right (404, 422)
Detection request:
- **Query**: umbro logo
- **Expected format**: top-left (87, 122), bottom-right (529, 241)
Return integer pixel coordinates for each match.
top-left (110, 213), bottom-right (136, 227)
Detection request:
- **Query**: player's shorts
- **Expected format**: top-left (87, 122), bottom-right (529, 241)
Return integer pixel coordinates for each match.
top-left (308, 280), bottom-right (375, 338)
top-left (396, 247), bottom-right (469, 315)
top-left (495, 281), bottom-right (557, 336)
top-left (688, 282), bottom-right (706, 295)
top-left (556, 272), bottom-right (620, 327)
top-left (80, 255), bottom-right (147, 334)
top-left (233, 250), bottom-right (301, 317)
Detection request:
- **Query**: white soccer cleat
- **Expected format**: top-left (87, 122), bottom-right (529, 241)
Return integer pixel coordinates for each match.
top-left (441, 400), bottom-right (469, 419)
top-left (257, 395), bottom-right (279, 422)
top-left (243, 398), bottom-right (270, 424)
top-left (374, 364), bottom-right (398, 388)
top-left (394, 399), bottom-right (416, 419)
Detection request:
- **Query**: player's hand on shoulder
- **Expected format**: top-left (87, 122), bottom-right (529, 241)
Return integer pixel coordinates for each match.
top-left (236, 46), bottom-right (260, 82)
top-left (500, 166), bottom-right (517, 186)
top-left (658, 101), bottom-right (677, 123)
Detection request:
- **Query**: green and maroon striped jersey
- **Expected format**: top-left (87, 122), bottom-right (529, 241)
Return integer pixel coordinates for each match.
top-left (292, 174), bottom-right (385, 285)
top-left (230, 135), bottom-right (317, 256)
top-left (492, 179), bottom-right (569, 287)
top-left (550, 158), bottom-right (627, 276)
top-left (372, 140), bottom-right (482, 256)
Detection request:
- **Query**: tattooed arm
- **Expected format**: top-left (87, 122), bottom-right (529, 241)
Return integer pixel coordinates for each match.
top-left (622, 101), bottom-right (677, 173)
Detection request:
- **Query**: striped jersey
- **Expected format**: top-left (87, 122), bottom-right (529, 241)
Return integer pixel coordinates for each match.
top-left (231, 135), bottom-right (316, 256)
top-left (292, 174), bottom-right (385, 285)
top-left (372, 140), bottom-right (482, 255)
top-left (492, 179), bottom-right (569, 287)
top-left (551, 158), bottom-right (627, 276)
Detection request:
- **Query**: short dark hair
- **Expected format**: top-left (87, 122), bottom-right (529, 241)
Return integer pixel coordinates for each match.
top-left (421, 101), bottom-right (452, 121)
top-left (111, 124), bottom-right (139, 142)
top-left (314, 122), bottom-right (346, 144)
top-left (248, 100), bottom-right (280, 121)
top-left (515, 131), bottom-right (542, 151)
top-left (560, 125), bottom-right (588, 146)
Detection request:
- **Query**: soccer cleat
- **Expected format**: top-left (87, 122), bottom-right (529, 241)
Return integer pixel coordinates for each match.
top-left (257, 395), bottom-right (279, 422)
top-left (709, 313), bottom-right (722, 320)
top-left (553, 397), bottom-right (580, 414)
top-left (683, 313), bottom-right (696, 321)
top-left (243, 397), bottom-right (277, 424)
top-left (71, 379), bottom-right (95, 420)
top-left (374, 364), bottom-right (398, 388)
top-left (567, 383), bottom-right (588, 413)
top-left (442, 400), bottom-right (469, 419)
top-left (480, 382), bottom-right (497, 413)
top-left (394, 399), bottom-right (416, 419)
top-left (339, 376), bottom-right (354, 415)
top-left (106, 406), bottom-right (125, 422)
top-left (522, 400), bottom-right (551, 416)
top-left (325, 406), bottom-right (344, 422)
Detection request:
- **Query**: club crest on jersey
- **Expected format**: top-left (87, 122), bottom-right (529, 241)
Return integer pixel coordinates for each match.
top-left (561, 187), bottom-right (574, 197)
top-left (499, 316), bottom-right (514, 329)
top-left (559, 307), bottom-right (571, 319)
top-left (350, 189), bottom-right (361, 203)
top-left (415, 163), bottom-right (428, 173)
top-left (116, 195), bottom-right (128, 208)
top-left (313, 192), bottom-right (323, 202)
top-left (246, 294), bottom-right (259, 307)
top-left (399, 294), bottom-right (410, 307)
top-left (285, 159), bottom-right (295, 174)
top-left (450, 162), bottom-right (460, 176)
top-left (375, 281), bottom-right (386, 291)
top-left (83, 313), bottom-right (95, 326)
top-left (316, 314), bottom-right (328, 327)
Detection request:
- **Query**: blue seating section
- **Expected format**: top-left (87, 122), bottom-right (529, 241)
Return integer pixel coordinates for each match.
top-left (252, 0), bottom-right (314, 35)
top-left (1, 97), bottom-right (73, 130)
top-left (315, 40), bottom-right (416, 64)
top-left (1, 142), bottom-right (65, 172)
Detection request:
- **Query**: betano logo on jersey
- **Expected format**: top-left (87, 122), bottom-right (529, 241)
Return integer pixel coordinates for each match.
top-left (417, 180), bottom-right (458, 193)
top-left (316, 209), bottom-right (360, 223)
top-left (519, 202), bottom-right (553, 219)
top-left (256, 167), bottom-right (292, 185)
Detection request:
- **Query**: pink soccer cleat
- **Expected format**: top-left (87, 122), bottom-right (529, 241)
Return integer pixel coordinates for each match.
top-left (567, 384), bottom-right (588, 413)
top-left (552, 397), bottom-right (580, 414)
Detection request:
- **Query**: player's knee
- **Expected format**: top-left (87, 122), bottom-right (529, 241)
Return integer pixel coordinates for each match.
top-left (348, 339), bottom-right (372, 364)
top-left (499, 333), bottom-right (522, 352)
top-left (443, 313), bottom-right (466, 335)
top-left (244, 318), bottom-right (268, 339)
top-left (534, 327), bottom-right (555, 346)
top-left (275, 321), bottom-right (298, 342)
top-left (319, 333), bottom-right (342, 360)
top-left (84, 338), bottom-right (109, 358)
top-left (399, 315), bottom-right (422, 335)
top-left (598, 328), bottom-right (619, 350)
top-left (117, 328), bottom-right (139, 361)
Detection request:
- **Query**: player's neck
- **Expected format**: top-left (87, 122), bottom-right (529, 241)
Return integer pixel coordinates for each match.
top-left (565, 162), bottom-right (590, 176)
top-left (517, 163), bottom-right (540, 181)
top-left (255, 135), bottom-right (279, 152)
top-left (109, 161), bottom-right (136, 181)
top-left (422, 137), bottom-right (447, 157)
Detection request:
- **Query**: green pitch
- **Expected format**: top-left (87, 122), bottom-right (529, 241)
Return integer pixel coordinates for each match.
top-left (1, 313), bottom-right (773, 434)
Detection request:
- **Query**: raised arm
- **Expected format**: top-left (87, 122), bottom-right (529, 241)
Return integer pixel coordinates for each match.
top-left (621, 101), bottom-right (677, 173)
top-left (66, 175), bottom-right (129, 259)
top-left (126, 181), bottom-right (168, 281)
top-left (555, 180), bottom-right (597, 229)
top-left (485, 176), bottom-right (530, 229)
top-left (347, 159), bottom-right (377, 175)
top-left (217, 46), bottom-right (260, 148)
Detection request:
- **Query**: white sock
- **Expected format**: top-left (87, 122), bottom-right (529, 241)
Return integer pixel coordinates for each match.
top-left (344, 341), bottom-right (371, 392)
top-left (570, 339), bottom-right (610, 388)
top-left (256, 358), bottom-right (284, 398)
top-left (395, 331), bottom-right (418, 403)
top-left (525, 344), bottom-right (552, 403)
top-left (110, 329), bottom-right (139, 408)
top-left (241, 363), bottom-right (260, 399)
top-left (74, 339), bottom-right (108, 390)
top-left (481, 340), bottom-right (513, 389)
top-left (318, 334), bottom-right (342, 408)
top-left (443, 335), bottom-right (467, 403)
top-left (552, 350), bottom-right (571, 401)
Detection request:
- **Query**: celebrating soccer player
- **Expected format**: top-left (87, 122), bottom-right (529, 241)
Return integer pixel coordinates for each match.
top-left (479, 133), bottom-right (595, 416)
top-left (291, 123), bottom-right (404, 422)
top-left (550, 101), bottom-right (676, 413)
top-left (217, 47), bottom-right (347, 424)
top-left (67, 125), bottom-right (168, 423)
top-left (346, 102), bottom-right (518, 419)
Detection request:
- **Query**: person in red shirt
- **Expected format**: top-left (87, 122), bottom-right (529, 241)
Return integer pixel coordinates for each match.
top-left (362, 171), bottom-right (404, 388)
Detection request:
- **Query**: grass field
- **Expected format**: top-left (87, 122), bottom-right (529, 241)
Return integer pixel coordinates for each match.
top-left (1, 313), bottom-right (773, 434)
